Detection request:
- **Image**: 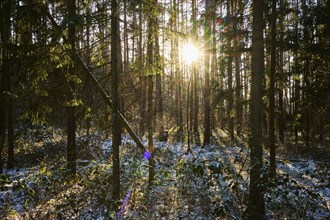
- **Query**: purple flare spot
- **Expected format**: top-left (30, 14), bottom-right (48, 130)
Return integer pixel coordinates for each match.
top-left (117, 190), bottom-right (132, 216)
top-left (143, 151), bottom-right (152, 161)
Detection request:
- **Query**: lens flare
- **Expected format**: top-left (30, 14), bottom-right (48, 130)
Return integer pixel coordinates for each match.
top-left (182, 43), bottom-right (199, 64)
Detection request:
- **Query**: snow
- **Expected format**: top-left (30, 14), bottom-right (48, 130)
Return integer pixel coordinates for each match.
top-left (1, 134), bottom-right (329, 219)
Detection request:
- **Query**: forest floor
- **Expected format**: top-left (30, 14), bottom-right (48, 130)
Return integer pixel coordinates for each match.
top-left (0, 127), bottom-right (329, 219)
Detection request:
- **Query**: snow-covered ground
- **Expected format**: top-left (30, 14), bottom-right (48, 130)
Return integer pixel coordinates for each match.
top-left (1, 134), bottom-right (329, 219)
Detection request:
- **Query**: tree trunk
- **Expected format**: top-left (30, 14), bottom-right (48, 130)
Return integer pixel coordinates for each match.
top-left (192, 0), bottom-right (199, 143)
top-left (155, 36), bottom-right (164, 139)
top-left (278, 0), bottom-right (284, 143)
top-left (248, 0), bottom-right (265, 218)
top-left (147, 0), bottom-right (157, 185)
top-left (269, 0), bottom-right (277, 178)
top-left (6, 84), bottom-right (14, 169)
top-left (234, 0), bottom-right (243, 136)
top-left (111, 0), bottom-right (121, 202)
top-left (203, 0), bottom-right (211, 146)
top-left (174, 0), bottom-right (183, 141)
top-left (210, 0), bottom-right (218, 129)
top-left (0, 0), bottom-right (11, 173)
top-left (138, 2), bottom-right (146, 137)
top-left (226, 0), bottom-right (234, 140)
top-left (66, 0), bottom-right (77, 176)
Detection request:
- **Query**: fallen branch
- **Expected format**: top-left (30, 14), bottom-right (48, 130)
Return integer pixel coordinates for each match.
top-left (43, 5), bottom-right (146, 152)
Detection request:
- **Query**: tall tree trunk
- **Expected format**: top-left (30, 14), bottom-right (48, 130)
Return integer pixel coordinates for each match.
top-left (85, 7), bottom-right (92, 136)
top-left (278, 0), bottom-right (284, 143)
top-left (111, 0), bottom-right (121, 202)
top-left (234, 0), bottom-right (243, 136)
top-left (210, 0), bottom-right (218, 129)
top-left (248, 0), bottom-right (265, 218)
top-left (155, 35), bottom-right (164, 139)
top-left (66, 0), bottom-right (77, 176)
top-left (174, 0), bottom-right (183, 141)
top-left (192, 0), bottom-right (199, 143)
top-left (226, 0), bottom-right (234, 140)
top-left (269, 0), bottom-right (277, 177)
top-left (203, 0), bottom-right (211, 146)
top-left (0, 0), bottom-right (11, 173)
top-left (301, 0), bottom-right (311, 150)
top-left (293, 3), bottom-right (300, 145)
top-left (6, 83), bottom-right (14, 169)
top-left (147, 0), bottom-right (157, 185)
top-left (138, 2), bottom-right (146, 137)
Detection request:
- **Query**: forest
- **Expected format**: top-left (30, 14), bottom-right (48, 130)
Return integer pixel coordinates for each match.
top-left (0, 0), bottom-right (329, 219)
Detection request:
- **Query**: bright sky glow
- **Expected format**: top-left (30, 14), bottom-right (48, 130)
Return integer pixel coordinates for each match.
top-left (182, 43), bottom-right (199, 64)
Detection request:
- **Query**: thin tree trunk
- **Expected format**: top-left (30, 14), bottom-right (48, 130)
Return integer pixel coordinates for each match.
top-left (302, 0), bottom-right (311, 150)
top-left (84, 6), bottom-right (92, 136)
top-left (147, 0), bottom-right (157, 185)
top-left (269, 0), bottom-right (277, 177)
top-left (0, 0), bottom-right (11, 173)
top-left (138, 2), bottom-right (146, 137)
top-left (278, 0), bottom-right (284, 143)
top-left (203, 0), bottom-right (211, 146)
top-left (111, 0), bottom-right (121, 202)
top-left (226, 0), bottom-right (234, 140)
top-left (210, 0), bottom-right (218, 129)
top-left (6, 83), bottom-right (14, 169)
top-left (174, 0), bottom-right (183, 141)
top-left (155, 35), bottom-right (164, 139)
top-left (192, 0), bottom-right (199, 143)
top-left (66, 0), bottom-right (77, 176)
top-left (248, 0), bottom-right (265, 218)
top-left (234, 0), bottom-right (243, 136)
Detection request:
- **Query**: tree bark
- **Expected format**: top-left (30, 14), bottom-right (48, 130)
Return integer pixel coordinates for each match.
top-left (210, 0), bottom-right (218, 129)
top-left (278, 0), bottom-right (284, 143)
top-left (111, 0), bottom-right (122, 202)
top-left (226, 0), bottom-right (234, 140)
top-left (203, 0), bottom-right (212, 146)
top-left (0, 0), bottom-right (11, 173)
top-left (138, 2), bottom-right (146, 137)
top-left (248, 0), bottom-right (265, 218)
top-left (269, 0), bottom-right (277, 177)
top-left (147, 0), bottom-right (158, 185)
top-left (234, 0), bottom-right (243, 136)
top-left (192, 0), bottom-right (199, 143)
top-left (155, 35), bottom-right (164, 139)
top-left (66, 0), bottom-right (77, 176)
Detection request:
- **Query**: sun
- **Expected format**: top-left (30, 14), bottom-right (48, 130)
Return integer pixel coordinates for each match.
top-left (182, 43), bottom-right (199, 64)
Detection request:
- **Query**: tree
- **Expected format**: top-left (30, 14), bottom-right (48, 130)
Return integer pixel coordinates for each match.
top-left (155, 24), bottom-right (164, 140)
top-left (146, 0), bottom-right (159, 185)
top-left (172, 0), bottom-right (183, 142)
top-left (192, 0), bottom-right (199, 143)
top-left (234, 0), bottom-right (243, 136)
top-left (111, 0), bottom-right (122, 202)
top-left (269, 0), bottom-right (277, 177)
top-left (226, 0), bottom-right (234, 140)
top-left (0, 0), bottom-right (12, 173)
top-left (203, 0), bottom-right (212, 146)
top-left (248, 0), bottom-right (265, 218)
top-left (66, 0), bottom-right (77, 176)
